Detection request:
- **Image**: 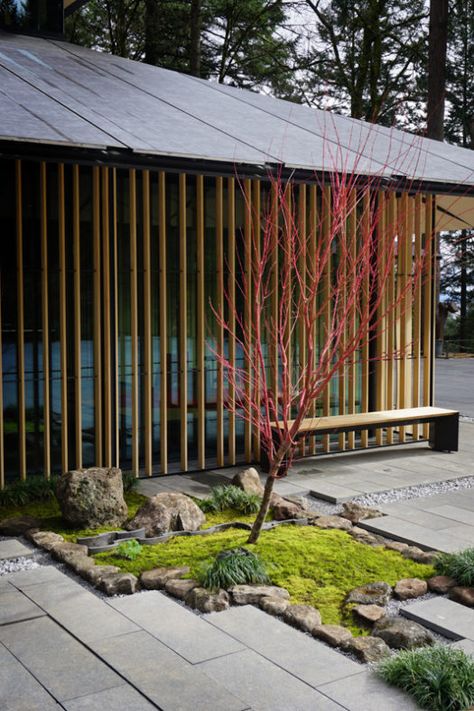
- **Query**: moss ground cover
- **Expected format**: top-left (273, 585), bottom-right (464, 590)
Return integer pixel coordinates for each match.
top-left (96, 522), bottom-right (433, 634)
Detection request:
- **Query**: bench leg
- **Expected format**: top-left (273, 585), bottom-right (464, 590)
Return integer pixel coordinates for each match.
top-left (429, 414), bottom-right (459, 453)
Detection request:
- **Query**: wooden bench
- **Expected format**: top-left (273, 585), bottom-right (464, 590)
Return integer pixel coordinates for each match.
top-left (262, 406), bottom-right (459, 472)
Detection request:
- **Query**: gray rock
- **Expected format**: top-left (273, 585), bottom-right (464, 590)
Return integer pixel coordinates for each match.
top-left (384, 540), bottom-right (410, 553)
top-left (428, 575), bottom-right (457, 594)
top-left (346, 636), bottom-right (391, 663)
top-left (140, 566), bottom-right (190, 590)
top-left (372, 617), bottom-right (434, 649)
top-left (86, 565), bottom-right (122, 586)
top-left (449, 586), bottom-right (474, 607)
top-left (0, 515), bottom-right (40, 536)
top-left (29, 530), bottom-right (65, 551)
top-left (259, 596), bottom-right (290, 615)
top-left (127, 492), bottom-right (205, 536)
top-left (346, 582), bottom-right (392, 606)
top-left (56, 467), bottom-right (128, 528)
top-left (311, 515), bottom-right (352, 531)
top-left (165, 578), bottom-right (199, 600)
top-left (99, 572), bottom-right (138, 595)
top-left (394, 578), bottom-right (428, 600)
top-left (283, 604), bottom-right (322, 633)
top-left (313, 624), bottom-right (352, 647)
top-left (349, 527), bottom-right (380, 545)
top-left (272, 499), bottom-right (306, 521)
top-left (341, 503), bottom-right (383, 524)
top-left (229, 584), bottom-right (290, 605)
top-left (402, 546), bottom-right (435, 564)
top-left (69, 555), bottom-right (96, 575)
top-left (50, 541), bottom-right (88, 564)
top-left (186, 587), bottom-right (230, 613)
top-left (231, 467), bottom-right (264, 496)
top-left (353, 604), bottom-right (386, 624)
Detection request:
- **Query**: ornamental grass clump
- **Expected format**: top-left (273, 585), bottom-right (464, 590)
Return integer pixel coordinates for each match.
top-left (377, 645), bottom-right (474, 711)
top-left (0, 476), bottom-right (58, 507)
top-left (198, 485), bottom-right (261, 515)
top-left (198, 547), bottom-right (270, 590)
top-left (434, 548), bottom-right (474, 586)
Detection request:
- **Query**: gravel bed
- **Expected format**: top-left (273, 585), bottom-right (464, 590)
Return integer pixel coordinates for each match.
top-left (352, 473), bottom-right (474, 508)
top-left (300, 496), bottom-right (342, 515)
top-left (0, 556), bottom-right (40, 576)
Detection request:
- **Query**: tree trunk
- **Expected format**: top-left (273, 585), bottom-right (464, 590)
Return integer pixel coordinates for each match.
top-left (189, 0), bottom-right (201, 77)
top-left (247, 474), bottom-right (276, 544)
top-left (144, 0), bottom-right (160, 66)
top-left (427, 0), bottom-right (448, 140)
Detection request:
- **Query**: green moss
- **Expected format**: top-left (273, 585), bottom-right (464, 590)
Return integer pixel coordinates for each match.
top-left (201, 509), bottom-right (268, 529)
top-left (96, 523), bottom-right (433, 634)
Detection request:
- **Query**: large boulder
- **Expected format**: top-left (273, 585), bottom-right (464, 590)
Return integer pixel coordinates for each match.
top-left (283, 604), bottom-right (322, 633)
top-left (127, 493), bottom-right (205, 536)
top-left (346, 636), bottom-right (391, 663)
top-left (231, 468), bottom-right (264, 496)
top-left (229, 584), bottom-right (290, 605)
top-left (372, 617), bottom-right (434, 649)
top-left (185, 587), bottom-right (230, 613)
top-left (56, 467), bottom-right (128, 528)
top-left (140, 566), bottom-right (190, 590)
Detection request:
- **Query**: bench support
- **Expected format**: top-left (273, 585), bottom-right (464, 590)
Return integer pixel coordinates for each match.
top-left (429, 413), bottom-right (459, 453)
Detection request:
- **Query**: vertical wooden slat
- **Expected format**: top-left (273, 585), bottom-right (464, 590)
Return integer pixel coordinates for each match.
top-left (40, 162), bottom-right (51, 478)
top-left (284, 185), bottom-right (293, 426)
top-left (385, 192), bottom-right (397, 444)
top-left (308, 184), bottom-right (317, 454)
top-left (347, 188), bottom-right (357, 449)
top-left (322, 184), bottom-right (332, 452)
top-left (102, 167), bottom-right (112, 468)
top-left (179, 173), bottom-right (188, 471)
top-left (216, 176), bottom-right (225, 466)
top-left (93, 167), bottom-right (102, 466)
top-left (58, 164), bottom-right (68, 474)
top-left (252, 179), bottom-right (261, 462)
top-left (158, 172), bottom-right (168, 473)
top-left (73, 165), bottom-right (82, 469)
top-left (244, 178), bottom-right (252, 462)
top-left (412, 193), bottom-right (422, 440)
top-left (405, 197), bottom-right (414, 433)
top-left (423, 195), bottom-right (433, 438)
top-left (375, 192), bottom-right (385, 446)
top-left (338, 190), bottom-right (347, 451)
top-left (129, 169), bottom-right (139, 475)
top-left (196, 175), bottom-right (205, 469)
top-left (397, 193), bottom-right (408, 443)
top-left (227, 177), bottom-right (236, 465)
top-left (112, 168), bottom-right (120, 467)
top-left (360, 190), bottom-right (370, 449)
top-left (298, 184), bottom-right (307, 456)
top-left (16, 161), bottom-right (26, 479)
top-left (0, 272), bottom-right (4, 488)
top-left (143, 170), bottom-right (153, 476)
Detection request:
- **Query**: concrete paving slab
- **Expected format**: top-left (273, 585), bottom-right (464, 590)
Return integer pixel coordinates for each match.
top-left (0, 589), bottom-right (46, 626)
top-left (0, 539), bottom-right (34, 560)
top-left (376, 507), bottom-right (462, 530)
top-left (199, 648), bottom-right (345, 710)
top-left (108, 590), bottom-right (243, 663)
top-left (0, 617), bottom-right (122, 702)
top-left (23, 580), bottom-right (139, 644)
top-left (0, 578), bottom-right (14, 592)
top-left (319, 670), bottom-right (419, 710)
top-left (429, 504), bottom-right (474, 525)
top-left (7, 565), bottom-right (68, 588)
top-left (451, 639), bottom-right (474, 656)
top-left (206, 605), bottom-right (361, 688)
top-left (0, 641), bottom-right (61, 710)
top-left (401, 597), bottom-right (474, 641)
top-left (359, 516), bottom-right (468, 552)
top-left (308, 482), bottom-right (362, 502)
top-left (62, 685), bottom-right (157, 711)
top-left (93, 630), bottom-right (246, 711)
top-left (439, 525), bottom-right (474, 545)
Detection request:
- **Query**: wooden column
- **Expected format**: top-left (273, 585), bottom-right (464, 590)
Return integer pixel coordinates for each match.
top-left (196, 175), bottom-right (205, 469)
top-left (16, 160), bottom-right (26, 479)
top-left (73, 165), bottom-right (82, 470)
top-left (347, 188), bottom-right (357, 449)
top-left (102, 167), bottom-right (112, 468)
top-left (158, 172), bottom-right (168, 473)
top-left (375, 192), bottom-right (386, 446)
top-left (143, 170), bottom-right (153, 475)
top-left (412, 194), bottom-right (423, 439)
top-left (216, 176), bottom-right (225, 466)
top-left (338, 191), bottom-right (347, 451)
top-left (227, 177), bottom-right (236, 465)
top-left (322, 184), bottom-right (332, 452)
top-left (93, 167), bottom-right (102, 466)
top-left (308, 184), bottom-right (317, 454)
top-left (112, 168), bottom-right (120, 467)
top-left (360, 190), bottom-right (370, 448)
top-left (58, 164), bottom-right (68, 474)
top-left (397, 193), bottom-right (408, 442)
top-left (252, 179), bottom-right (261, 462)
top-left (244, 178), bottom-right (252, 462)
top-left (385, 192), bottom-right (397, 444)
top-left (179, 173), bottom-right (188, 471)
top-left (423, 195), bottom-right (434, 438)
top-left (129, 169), bottom-right (139, 475)
top-left (298, 183), bottom-right (307, 456)
top-left (40, 162), bottom-right (51, 477)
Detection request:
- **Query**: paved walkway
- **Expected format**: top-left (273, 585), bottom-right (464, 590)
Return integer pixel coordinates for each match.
top-left (435, 357), bottom-right (474, 418)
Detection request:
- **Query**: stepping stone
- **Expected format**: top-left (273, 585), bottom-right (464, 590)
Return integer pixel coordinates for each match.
top-left (401, 596), bottom-right (474, 641)
top-left (199, 648), bottom-right (345, 710)
top-left (451, 639), bottom-right (474, 657)
top-left (319, 670), bottom-right (420, 710)
top-left (0, 539), bottom-right (34, 560)
top-left (206, 604), bottom-right (360, 688)
top-left (0, 617), bottom-right (122, 702)
top-left (108, 590), bottom-right (243, 664)
top-left (94, 630), bottom-right (246, 711)
top-left (358, 517), bottom-right (467, 553)
top-left (0, 643), bottom-right (60, 710)
top-left (62, 685), bottom-right (156, 710)
top-left (0, 589), bottom-right (45, 626)
top-left (7, 565), bottom-right (67, 588)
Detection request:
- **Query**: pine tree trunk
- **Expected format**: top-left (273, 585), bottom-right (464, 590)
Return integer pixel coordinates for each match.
top-left (427, 0), bottom-right (448, 140)
top-left (247, 474), bottom-right (276, 544)
top-left (189, 0), bottom-right (201, 77)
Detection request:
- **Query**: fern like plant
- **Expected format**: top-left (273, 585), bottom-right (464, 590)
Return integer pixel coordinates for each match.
top-left (115, 539), bottom-right (142, 561)
top-left (199, 547), bottom-right (270, 590)
top-left (198, 485), bottom-right (261, 515)
top-left (434, 548), bottom-right (474, 586)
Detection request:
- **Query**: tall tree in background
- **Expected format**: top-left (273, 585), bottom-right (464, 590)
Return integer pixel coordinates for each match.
top-left (426, 0), bottom-right (448, 140)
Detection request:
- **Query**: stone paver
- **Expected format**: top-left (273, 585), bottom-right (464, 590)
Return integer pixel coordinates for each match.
top-left (359, 516), bottom-right (468, 552)
top-left (401, 597), bottom-right (474, 641)
top-left (62, 685), bottom-right (157, 711)
top-left (108, 590), bottom-right (243, 663)
top-left (7, 565), bottom-right (68, 588)
top-left (0, 617), bottom-right (122, 702)
top-left (198, 648), bottom-right (345, 710)
top-left (206, 605), bottom-right (361, 688)
top-left (436, 357), bottom-right (474, 417)
top-left (451, 639), bottom-right (474, 656)
top-left (0, 589), bottom-right (45, 626)
top-left (93, 630), bottom-right (246, 711)
top-left (319, 670), bottom-right (420, 710)
top-left (0, 642), bottom-right (61, 710)
top-left (0, 538), bottom-right (34, 560)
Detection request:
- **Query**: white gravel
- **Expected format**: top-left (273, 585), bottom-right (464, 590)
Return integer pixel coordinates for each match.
top-left (0, 556), bottom-right (40, 575)
top-left (353, 474), bottom-right (474, 508)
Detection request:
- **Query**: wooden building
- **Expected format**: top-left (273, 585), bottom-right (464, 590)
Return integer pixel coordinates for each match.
top-left (1, 4), bottom-right (474, 486)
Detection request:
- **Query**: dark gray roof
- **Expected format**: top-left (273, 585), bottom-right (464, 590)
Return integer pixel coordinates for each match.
top-left (1, 30), bottom-right (473, 189)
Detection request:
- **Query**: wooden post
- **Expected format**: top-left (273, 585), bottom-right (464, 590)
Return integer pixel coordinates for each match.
top-left (158, 172), bottom-right (168, 473)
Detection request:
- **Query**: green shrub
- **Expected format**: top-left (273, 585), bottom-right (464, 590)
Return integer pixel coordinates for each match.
top-left (198, 547), bottom-right (270, 590)
top-left (115, 539), bottom-right (142, 561)
top-left (198, 485), bottom-right (261, 515)
top-left (377, 645), bottom-right (474, 711)
top-left (122, 471), bottom-right (138, 494)
top-left (0, 476), bottom-right (58, 508)
top-left (434, 548), bottom-right (474, 586)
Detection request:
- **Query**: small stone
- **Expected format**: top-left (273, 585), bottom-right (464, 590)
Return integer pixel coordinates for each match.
top-left (231, 467), bottom-right (264, 496)
top-left (311, 515), bottom-right (352, 532)
top-left (313, 624), bottom-right (352, 647)
top-left (402, 546), bottom-right (435, 563)
top-left (29, 531), bottom-right (65, 551)
top-left (99, 572), bottom-right (138, 595)
top-left (349, 527), bottom-right (380, 545)
top-left (346, 582), bottom-right (392, 606)
top-left (372, 617), bottom-right (434, 649)
top-left (449, 586), bottom-right (474, 608)
top-left (283, 604), bottom-right (322, 633)
top-left (65, 554), bottom-right (96, 573)
top-left (229, 584), bottom-right (290, 605)
top-left (394, 578), bottom-right (428, 600)
top-left (341, 503), bottom-right (383, 524)
top-left (384, 540), bottom-right (409, 553)
top-left (140, 566), bottom-right (190, 590)
top-left (272, 500), bottom-right (305, 521)
top-left (86, 565), bottom-right (121, 585)
top-left (427, 575), bottom-right (457, 594)
top-left (353, 604), bottom-right (386, 624)
top-left (185, 587), bottom-right (230, 613)
top-left (50, 541), bottom-right (88, 563)
top-left (0, 515), bottom-right (41, 536)
top-left (346, 636), bottom-right (391, 663)
top-left (165, 578), bottom-right (199, 600)
top-left (259, 596), bottom-right (290, 615)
